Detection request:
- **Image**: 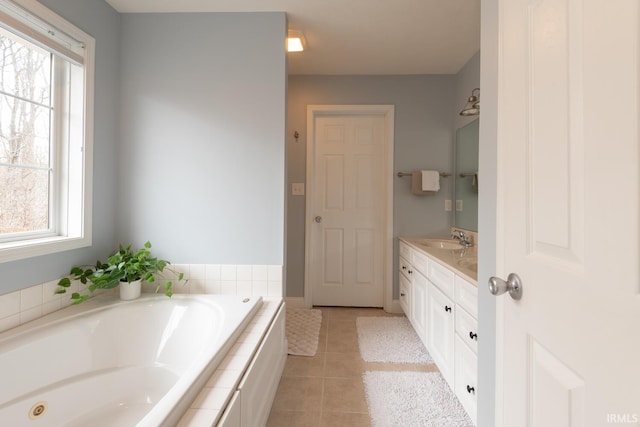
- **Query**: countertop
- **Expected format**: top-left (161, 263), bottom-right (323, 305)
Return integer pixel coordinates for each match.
top-left (400, 237), bottom-right (478, 284)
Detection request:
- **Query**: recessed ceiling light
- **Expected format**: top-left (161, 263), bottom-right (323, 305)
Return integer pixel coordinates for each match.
top-left (287, 30), bottom-right (306, 52)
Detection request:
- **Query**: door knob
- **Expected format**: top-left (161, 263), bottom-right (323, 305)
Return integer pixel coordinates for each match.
top-left (488, 273), bottom-right (523, 300)
top-left (314, 216), bottom-right (322, 223)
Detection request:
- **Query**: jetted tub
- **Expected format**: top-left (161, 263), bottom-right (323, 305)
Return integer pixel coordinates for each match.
top-left (0, 293), bottom-right (262, 426)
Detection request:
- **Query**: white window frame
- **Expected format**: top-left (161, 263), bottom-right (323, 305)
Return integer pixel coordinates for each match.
top-left (0, 0), bottom-right (94, 263)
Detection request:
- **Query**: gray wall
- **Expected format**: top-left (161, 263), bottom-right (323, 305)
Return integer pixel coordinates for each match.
top-left (0, 0), bottom-right (120, 294)
top-left (286, 75), bottom-right (456, 298)
top-left (118, 13), bottom-right (287, 265)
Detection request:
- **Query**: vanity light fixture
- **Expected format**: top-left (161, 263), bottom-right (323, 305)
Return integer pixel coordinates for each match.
top-left (287, 30), bottom-right (306, 52)
top-left (459, 88), bottom-right (480, 116)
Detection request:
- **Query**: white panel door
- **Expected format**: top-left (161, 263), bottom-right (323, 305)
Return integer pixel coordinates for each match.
top-left (495, 0), bottom-right (640, 425)
top-left (309, 113), bottom-right (386, 307)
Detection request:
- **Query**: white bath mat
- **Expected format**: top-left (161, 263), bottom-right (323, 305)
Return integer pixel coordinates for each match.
top-left (356, 316), bottom-right (433, 364)
top-left (286, 307), bottom-right (322, 356)
top-left (363, 371), bottom-right (473, 427)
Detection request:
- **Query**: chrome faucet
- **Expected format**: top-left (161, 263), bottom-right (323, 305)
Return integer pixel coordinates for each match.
top-left (452, 230), bottom-right (473, 248)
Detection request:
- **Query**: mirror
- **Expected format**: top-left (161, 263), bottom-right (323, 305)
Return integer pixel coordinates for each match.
top-left (454, 119), bottom-right (479, 231)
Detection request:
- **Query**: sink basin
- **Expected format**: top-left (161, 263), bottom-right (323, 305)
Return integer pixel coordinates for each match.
top-left (415, 238), bottom-right (462, 250)
top-left (457, 258), bottom-right (478, 272)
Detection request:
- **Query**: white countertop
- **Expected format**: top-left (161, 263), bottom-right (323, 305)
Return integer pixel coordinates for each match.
top-left (400, 237), bottom-right (478, 284)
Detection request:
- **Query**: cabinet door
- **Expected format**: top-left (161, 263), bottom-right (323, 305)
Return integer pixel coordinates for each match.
top-left (399, 256), bottom-right (411, 280)
top-left (427, 281), bottom-right (455, 388)
top-left (218, 390), bottom-right (241, 427)
top-left (455, 335), bottom-right (477, 424)
top-left (399, 270), bottom-right (411, 317)
top-left (410, 270), bottom-right (428, 346)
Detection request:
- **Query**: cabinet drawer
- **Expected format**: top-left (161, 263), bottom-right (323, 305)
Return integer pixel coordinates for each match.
top-left (399, 241), bottom-right (412, 261)
top-left (455, 306), bottom-right (478, 354)
top-left (399, 256), bottom-right (411, 280)
top-left (411, 249), bottom-right (430, 276)
top-left (455, 276), bottom-right (478, 319)
top-left (428, 260), bottom-right (455, 298)
top-left (455, 335), bottom-right (477, 424)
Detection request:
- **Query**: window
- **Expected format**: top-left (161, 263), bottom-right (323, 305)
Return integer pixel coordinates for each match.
top-left (0, 0), bottom-right (94, 263)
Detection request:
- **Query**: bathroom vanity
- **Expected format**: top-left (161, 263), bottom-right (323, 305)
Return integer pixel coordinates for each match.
top-left (398, 236), bottom-right (478, 424)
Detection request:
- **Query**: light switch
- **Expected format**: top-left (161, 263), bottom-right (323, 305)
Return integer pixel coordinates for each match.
top-left (456, 200), bottom-right (464, 211)
top-left (445, 200), bottom-right (452, 211)
top-left (292, 183), bottom-right (305, 196)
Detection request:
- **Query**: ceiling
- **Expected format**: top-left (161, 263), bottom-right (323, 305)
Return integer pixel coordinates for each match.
top-left (105, 0), bottom-right (480, 75)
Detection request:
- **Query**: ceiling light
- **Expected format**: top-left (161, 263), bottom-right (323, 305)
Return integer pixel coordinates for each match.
top-left (287, 30), bottom-right (306, 52)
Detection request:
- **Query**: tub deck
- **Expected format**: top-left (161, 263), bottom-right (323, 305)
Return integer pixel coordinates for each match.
top-left (0, 294), bottom-right (263, 426)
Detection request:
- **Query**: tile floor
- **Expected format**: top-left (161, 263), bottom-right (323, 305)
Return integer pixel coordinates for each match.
top-left (266, 307), bottom-right (439, 427)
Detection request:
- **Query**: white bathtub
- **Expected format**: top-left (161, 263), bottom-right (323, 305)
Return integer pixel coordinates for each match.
top-left (0, 293), bottom-right (262, 426)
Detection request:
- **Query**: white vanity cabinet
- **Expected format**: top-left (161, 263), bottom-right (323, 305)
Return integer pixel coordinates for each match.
top-left (398, 242), bottom-right (428, 343)
top-left (410, 266), bottom-right (428, 344)
top-left (398, 254), bottom-right (412, 317)
top-left (453, 276), bottom-right (478, 423)
top-left (427, 280), bottom-right (455, 387)
top-left (398, 238), bottom-right (478, 425)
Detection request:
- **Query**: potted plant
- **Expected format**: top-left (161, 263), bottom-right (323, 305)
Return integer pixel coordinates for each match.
top-left (56, 241), bottom-right (187, 304)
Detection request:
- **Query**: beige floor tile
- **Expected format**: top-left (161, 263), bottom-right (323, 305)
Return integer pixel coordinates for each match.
top-left (322, 377), bottom-right (368, 413)
top-left (267, 410), bottom-right (321, 427)
top-left (320, 412), bottom-right (372, 427)
top-left (283, 353), bottom-right (326, 378)
top-left (272, 376), bottom-right (324, 412)
top-left (327, 318), bottom-right (358, 333)
top-left (326, 319), bottom-right (359, 353)
top-left (326, 331), bottom-right (359, 353)
top-left (324, 352), bottom-right (365, 378)
top-left (278, 307), bottom-right (440, 426)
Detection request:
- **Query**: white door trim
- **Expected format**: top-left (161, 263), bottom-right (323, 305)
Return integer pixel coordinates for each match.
top-left (304, 104), bottom-right (395, 311)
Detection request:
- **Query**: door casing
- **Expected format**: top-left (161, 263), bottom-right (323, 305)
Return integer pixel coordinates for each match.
top-left (304, 104), bottom-right (395, 311)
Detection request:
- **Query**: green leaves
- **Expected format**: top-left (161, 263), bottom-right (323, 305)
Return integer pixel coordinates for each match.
top-left (54, 241), bottom-right (187, 304)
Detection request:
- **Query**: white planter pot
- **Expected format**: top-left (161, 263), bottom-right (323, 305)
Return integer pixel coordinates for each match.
top-left (119, 279), bottom-right (142, 301)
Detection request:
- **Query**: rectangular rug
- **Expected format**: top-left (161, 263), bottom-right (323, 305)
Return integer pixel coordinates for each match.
top-left (363, 371), bottom-right (473, 427)
top-left (285, 307), bottom-right (322, 356)
top-left (356, 316), bottom-right (433, 364)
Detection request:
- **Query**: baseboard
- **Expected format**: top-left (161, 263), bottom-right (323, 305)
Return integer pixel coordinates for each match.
top-left (386, 299), bottom-right (404, 314)
top-left (285, 297), bottom-right (306, 308)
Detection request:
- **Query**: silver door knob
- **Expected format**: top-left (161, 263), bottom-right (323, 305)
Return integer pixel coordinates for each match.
top-left (488, 273), bottom-right (523, 300)
top-left (314, 216), bottom-right (322, 223)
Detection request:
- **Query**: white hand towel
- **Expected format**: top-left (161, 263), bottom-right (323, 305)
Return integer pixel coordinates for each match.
top-left (421, 170), bottom-right (441, 192)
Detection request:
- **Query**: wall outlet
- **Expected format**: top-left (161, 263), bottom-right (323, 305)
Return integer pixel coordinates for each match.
top-left (291, 183), bottom-right (305, 196)
top-left (456, 200), bottom-right (464, 211)
top-left (445, 200), bottom-right (452, 211)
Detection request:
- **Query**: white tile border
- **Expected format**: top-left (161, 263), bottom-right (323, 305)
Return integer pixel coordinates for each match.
top-left (0, 264), bottom-right (283, 334)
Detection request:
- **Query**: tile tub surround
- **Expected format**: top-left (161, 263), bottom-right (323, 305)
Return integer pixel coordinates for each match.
top-left (0, 264), bottom-right (283, 334)
top-left (178, 297), bottom-right (284, 427)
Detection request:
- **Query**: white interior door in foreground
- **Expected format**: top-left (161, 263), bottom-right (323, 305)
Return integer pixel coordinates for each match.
top-left (495, 1), bottom-right (639, 426)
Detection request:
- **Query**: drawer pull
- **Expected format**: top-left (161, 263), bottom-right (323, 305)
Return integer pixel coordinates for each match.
top-left (402, 265), bottom-right (407, 270)
top-left (444, 305), bottom-right (452, 313)
top-left (469, 331), bottom-right (478, 341)
top-left (466, 385), bottom-right (475, 394)
top-left (408, 270), bottom-right (413, 275)
top-left (400, 293), bottom-right (406, 297)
